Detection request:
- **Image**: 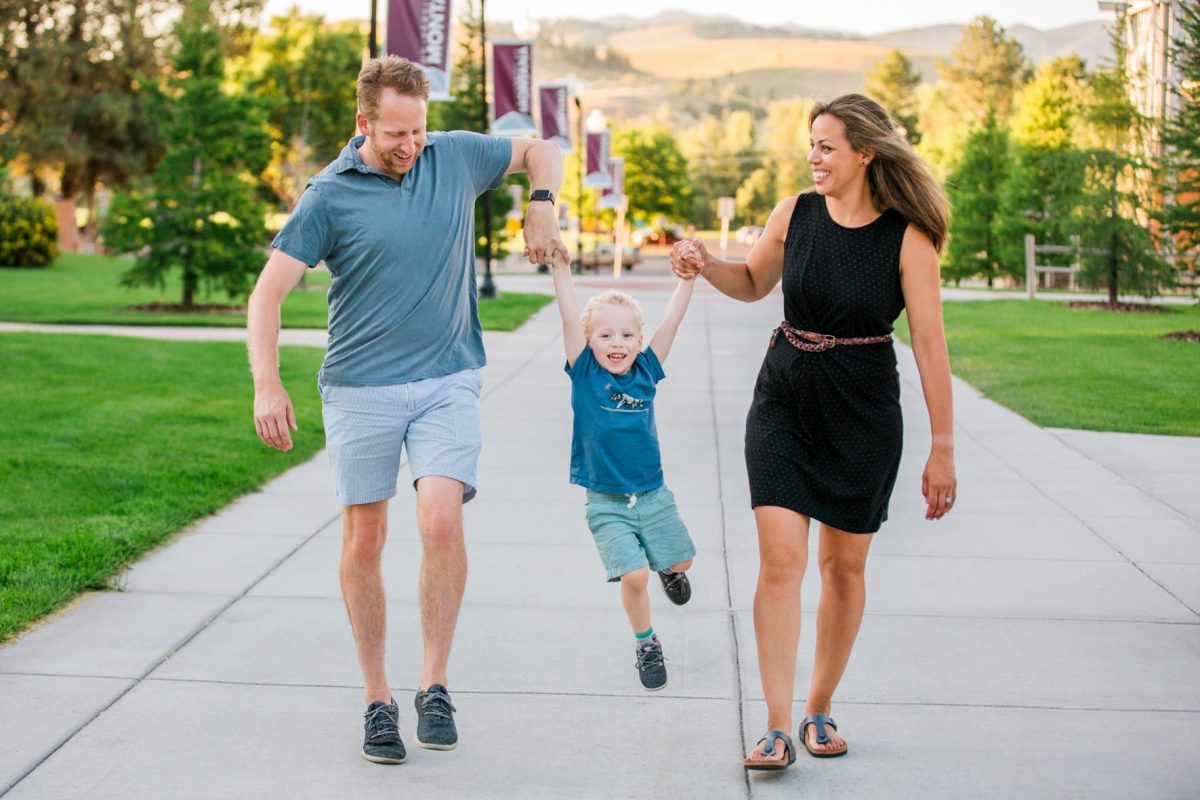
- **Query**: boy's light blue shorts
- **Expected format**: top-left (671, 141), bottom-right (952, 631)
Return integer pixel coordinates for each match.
top-left (584, 485), bottom-right (696, 582)
top-left (318, 369), bottom-right (483, 506)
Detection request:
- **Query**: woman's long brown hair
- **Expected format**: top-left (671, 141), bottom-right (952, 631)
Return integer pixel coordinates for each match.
top-left (809, 94), bottom-right (949, 252)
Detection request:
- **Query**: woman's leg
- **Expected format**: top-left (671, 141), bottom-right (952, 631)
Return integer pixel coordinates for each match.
top-left (804, 523), bottom-right (873, 753)
top-left (746, 506), bottom-right (810, 763)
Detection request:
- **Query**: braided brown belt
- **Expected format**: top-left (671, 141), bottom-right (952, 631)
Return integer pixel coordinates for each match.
top-left (770, 320), bottom-right (893, 353)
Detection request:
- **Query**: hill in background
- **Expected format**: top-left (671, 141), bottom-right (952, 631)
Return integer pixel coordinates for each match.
top-left (522, 12), bottom-right (1111, 125)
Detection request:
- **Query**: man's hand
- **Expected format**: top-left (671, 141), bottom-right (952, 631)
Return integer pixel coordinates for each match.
top-left (254, 382), bottom-right (298, 452)
top-left (522, 202), bottom-right (567, 266)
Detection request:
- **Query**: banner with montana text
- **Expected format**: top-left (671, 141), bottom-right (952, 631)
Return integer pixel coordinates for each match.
top-left (386, 0), bottom-right (452, 100)
top-left (492, 41), bottom-right (536, 137)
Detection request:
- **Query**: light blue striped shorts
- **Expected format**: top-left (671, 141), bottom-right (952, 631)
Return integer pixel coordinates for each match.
top-left (318, 369), bottom-right (483, 506)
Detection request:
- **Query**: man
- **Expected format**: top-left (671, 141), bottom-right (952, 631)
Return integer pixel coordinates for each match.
top-left (247, 56), bottom-right (566, 764)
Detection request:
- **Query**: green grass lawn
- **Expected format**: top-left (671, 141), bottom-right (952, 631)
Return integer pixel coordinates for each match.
top-left (897, 300), bottom-right (1200, 436)
top-left (0, 333), bottom-right (327, 643)
top-left (0, 252), bottom-right (552, 330)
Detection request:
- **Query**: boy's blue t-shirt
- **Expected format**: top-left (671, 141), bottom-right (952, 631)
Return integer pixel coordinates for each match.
top-left (565, 346), bottom-right (666, 494)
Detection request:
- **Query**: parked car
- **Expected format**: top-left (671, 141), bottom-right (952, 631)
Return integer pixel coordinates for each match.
top-left (735, 225), bottom-right (764, 245)
top-left (578, 243), bottom-right (642, 270)
top-left (631, 225), bottom-right (685, 248)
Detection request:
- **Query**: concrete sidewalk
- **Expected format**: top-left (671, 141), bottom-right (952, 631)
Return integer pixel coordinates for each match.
top-left (1, 284), bottom-right (1198, 799)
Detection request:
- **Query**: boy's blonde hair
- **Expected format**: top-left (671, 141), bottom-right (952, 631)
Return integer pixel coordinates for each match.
top-left (580, 290), bottom-right (645, 338)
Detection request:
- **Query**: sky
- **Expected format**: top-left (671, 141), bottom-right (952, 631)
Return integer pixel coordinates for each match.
top-left (261, 0), bottom-right (1111, 36)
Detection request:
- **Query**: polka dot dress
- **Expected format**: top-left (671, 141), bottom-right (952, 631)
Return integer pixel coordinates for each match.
top-left (744, 192), bottom-right (908, 534)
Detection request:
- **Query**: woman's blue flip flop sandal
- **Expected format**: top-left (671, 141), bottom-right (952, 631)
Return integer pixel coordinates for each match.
top-left (800, 714), bottom-right (848, 758)
top-left (743, 729), bottom-right (796, 770)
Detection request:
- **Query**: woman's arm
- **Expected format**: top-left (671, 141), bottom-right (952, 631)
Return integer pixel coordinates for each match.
top-left (670, 196), bottom-right (793, 302)
top-left (899, 224), bottom-right (957, 521)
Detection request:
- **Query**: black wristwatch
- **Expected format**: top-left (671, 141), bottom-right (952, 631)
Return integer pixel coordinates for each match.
top-left (528, 189), bottom-right (555, 204)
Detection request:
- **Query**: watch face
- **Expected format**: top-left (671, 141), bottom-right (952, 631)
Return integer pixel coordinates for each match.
top-left (530, 190), bottom-right (554, 203)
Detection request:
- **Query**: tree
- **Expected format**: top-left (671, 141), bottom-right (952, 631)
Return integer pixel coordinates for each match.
top-left (865, 49), bottom-right (922, 145)
top-left (1076, 12), bottom-right (1170, 303)
top-left (1158, 2), bottom-right (1200, 271)
top-left (0, 0), bottom-right (169, 243)
top-left (679, 110), bottom-right (757, 228)
top-left (243, 11), bottom-right (362, 210)
top-left (101, 1), bottom-right (271, 308)
top-left (945, 111), bottom-right (1010, 285)
top-left (613, 126), bottom-right (692, 225)
top-left (921, 16), bottom-right (1030, 170)
top-left (938, 16), bottom-right (1030, 120)
top-left (994, 58), bottom-right (1090, 280)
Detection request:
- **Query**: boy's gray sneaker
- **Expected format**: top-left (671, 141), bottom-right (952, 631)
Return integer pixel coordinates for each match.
top-left (635, 637), bottom-right (668, 691)
top-left (414, 684), bottom-right (458, 750)
top-left (362, 699), bottom-right (406, 764)
top-left (658, 569), bottom-right (692, 605)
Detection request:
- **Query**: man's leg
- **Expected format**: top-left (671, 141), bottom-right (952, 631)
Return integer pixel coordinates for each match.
top-left (340, 499), bottom-right (392, 706)
top-left (414, 476), bottom-right (468, 690)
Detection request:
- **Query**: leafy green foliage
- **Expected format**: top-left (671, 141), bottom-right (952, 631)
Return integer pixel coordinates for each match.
top-left (995, 58), bottom-right (1090, 276)
top-left (865, 49), bottom-right (922, 145)
top-left (1075, 12), bottom-right (1171, 301)
top-left (241, 11), bottom-right (362, 209)
top-left (614, 127), bottom-right (693, 224)
top-left (0, 194), bottom-right (59, 267)
top-left (945, 111), bottom-right (1009, 284)
top-left (100, 1), bottom-right (271, 307)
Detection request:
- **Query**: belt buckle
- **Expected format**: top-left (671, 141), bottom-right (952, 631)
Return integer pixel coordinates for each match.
top-left (823, 334), bottom-right (837, 350)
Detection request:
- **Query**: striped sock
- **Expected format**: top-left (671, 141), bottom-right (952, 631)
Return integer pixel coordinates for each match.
top-left (635, 627), bottom-right (655, 645)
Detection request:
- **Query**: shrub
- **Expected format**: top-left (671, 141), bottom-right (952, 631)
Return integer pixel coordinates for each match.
top-left (0, 194), bottom-right (59, 267)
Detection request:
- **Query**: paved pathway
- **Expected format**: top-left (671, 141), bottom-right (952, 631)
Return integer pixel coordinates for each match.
top-left (2, 280), bottom-right (1198, 798)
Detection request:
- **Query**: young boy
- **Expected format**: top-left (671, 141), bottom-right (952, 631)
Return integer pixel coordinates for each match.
top-left (549, 257), bottom-right (697, 691)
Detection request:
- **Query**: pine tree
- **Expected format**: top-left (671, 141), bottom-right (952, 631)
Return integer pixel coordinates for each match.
top-left (865, 49), bottom-right (922, 145)
top-left (945, 111), bottom-right (1010, 285)
top-left (1158, 2), bottom-right (1200, 271)
top-left (1076, 10), bottom-right (1171, 303)
top-left (101, 1), bottom-right (271, 308)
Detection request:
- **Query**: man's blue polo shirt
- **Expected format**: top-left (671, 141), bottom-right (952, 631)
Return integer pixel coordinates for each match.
top-left (272, 132), bottom-right (511, 386)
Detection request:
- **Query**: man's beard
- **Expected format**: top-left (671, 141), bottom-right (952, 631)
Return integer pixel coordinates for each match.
top-left (369, 139), bottom-right (415, 179)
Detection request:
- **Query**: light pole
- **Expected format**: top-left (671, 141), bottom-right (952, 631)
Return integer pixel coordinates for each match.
top-left (478, 0), bottom-right (498, 298)
top-left (584, 108), bottom-right (607, 271)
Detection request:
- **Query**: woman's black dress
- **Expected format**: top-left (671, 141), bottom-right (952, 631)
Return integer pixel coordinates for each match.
top-left (745, 192), bottom-right (909, 533)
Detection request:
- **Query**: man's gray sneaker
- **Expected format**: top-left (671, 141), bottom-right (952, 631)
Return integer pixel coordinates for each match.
top-left (635, 636), bottom-right (668, 691)
top-left (362, 699), bottom-right (406, 764)
top-left (414, 684), bottom-right (458, 750)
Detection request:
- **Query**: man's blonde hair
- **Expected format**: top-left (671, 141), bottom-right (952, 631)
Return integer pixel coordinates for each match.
top-left (357, 56), bottom-right (430, 122)
top-left (581, 290), bottom-right (645, 337)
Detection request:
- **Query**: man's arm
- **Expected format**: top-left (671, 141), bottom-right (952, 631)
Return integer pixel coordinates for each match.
top-left (550, 254), bottom-right (587, 367)
top-left (247, 248), bottom-right (309, 451)
top-left (648, 276), bottom-right (697, 363)
top-left (507, 138), bottom-right (566, 266)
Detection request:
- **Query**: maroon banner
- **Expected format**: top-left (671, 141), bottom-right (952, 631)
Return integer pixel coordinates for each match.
top-left (538, 83), bottom-right (572, 152)
top-left (386, 0), bottom-right (452, 100)
top-left (584, 130), bottom-right (612, 189)
top-left (492, 41), bottom-right (536, 136)
top-left (599, 156), bottom-right (625, 209)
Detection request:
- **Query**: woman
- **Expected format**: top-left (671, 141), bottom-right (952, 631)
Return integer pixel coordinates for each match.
top-left (671, 94), bottom-right (957, 770)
